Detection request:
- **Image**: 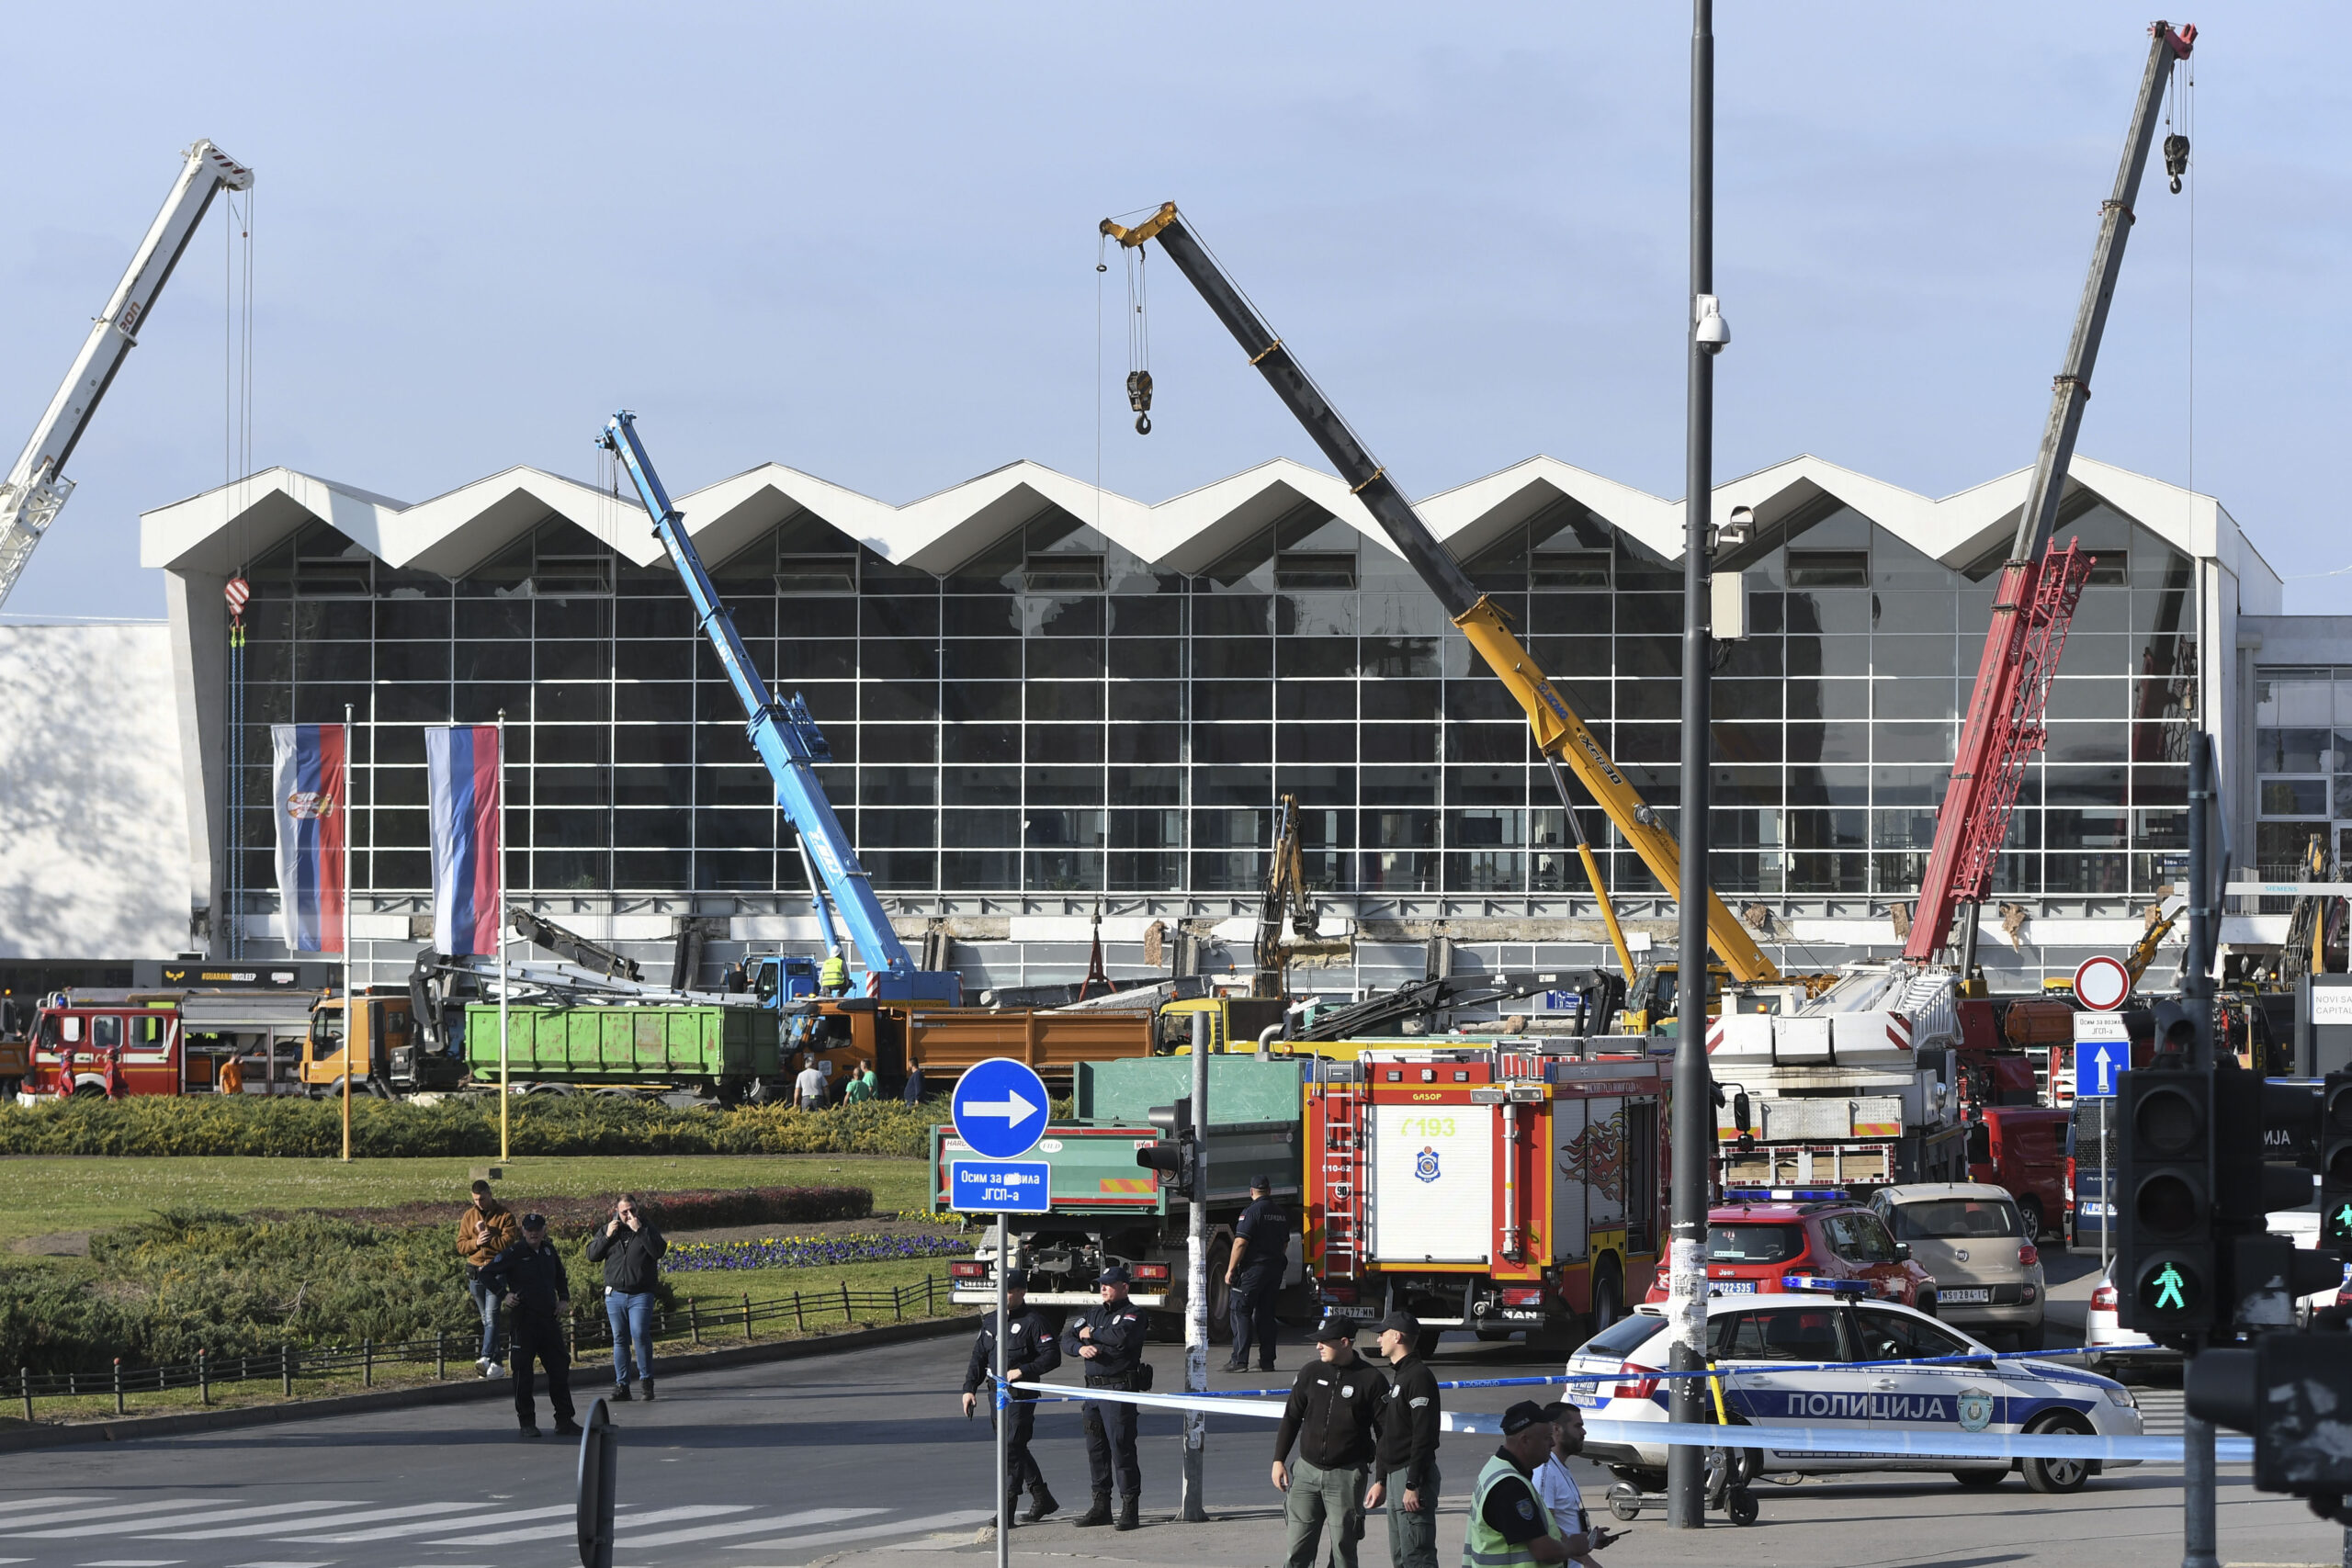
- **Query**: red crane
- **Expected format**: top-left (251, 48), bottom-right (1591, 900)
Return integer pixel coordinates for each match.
top-left (1905, 20), bottom-right (2197, 966)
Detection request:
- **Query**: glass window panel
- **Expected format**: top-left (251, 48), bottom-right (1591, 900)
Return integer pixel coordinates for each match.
top-left (863, 685), bottom-right (937, 724)
top-left (866, 850), bottom-right (936, 890)
top-left (1110, 809), bottom-right (1185, 849)
top-left (943, 683), bottom-right (1021, 724)
top-left (1363, 637), bottom-right (1440, 678)
top-left (2262, 779), bottom-right (2329, 818)
top-left (861, 595), bottom-right (939, 638)
top-left (862, 766), bottom-right (935, 806)
top-left (1109, 767), bottom-right (1182, 806)
top-left (1109, 724), bottom-right (1183, 764)
top-left (455, 641), bottom-right (531, 683)
top-left (2133, 766), bottom-right (2188, 806)
top-left (1871, 591), bottom-right (1954, 633)
top-left (1617, 681), bottom-right (1682, 721)
top-left (2257, 821), bottom-right (2329, 873)
top-left (700, 764), bottom-right (775, 806)
top-left (1871, 637), bottom-right (1954, 678)
top-left (943, 597), bottom-right (1019, 637)
top-left (1026, 683), bottom-right (1103, 722)
top-left (1716, 637), bottom-right (1783, 678)
top-left (2042, 722), bottom-right (2126, 763)
top-left (1027, 595), bottom-right (1103, 637)
top-left (1787, 592), bottom-right (1871, 635)
top-left (2257, 728), bottom-right (2330, 773)
top-left (862, 725), bottom-right (935, 763)
top-left (1109, 638), bottom-right (1182, 678)
top-left (1789, 677), bottom-right (1867, 721)
top-left (1874, 723), bottom-right (1955, 764)
top-left (1278, 725), bottom-right (1356, 763)
top-left (614, 766), bottom-right (693, 808)
top-left (942, 807), bottom-right (1020, 844)
top-left (616, 682), bottom-right (691, 722)
top-left (2045, 678), bottom-right (2127, 720)
top-left (1028, 767), bottom-right (1103, 806)
top-left (773, 638), bottom-right (857, 680)
top-left (858, 809), bottom-right (937, 849)
top-left (941, 851), bottom-right (1019, 889)
top-left (1109, 852), bottom-right (1182, 889)
top-left (1278, 682), bottom-right (1353, 721)
top-left (1529, 592), bottom-right (1613, 636)
top-left (1714, 681), bottom-right (1781, 720)
top-left (1363, 681), bottom-right (1438, 721)
top-left (1616, 596), bottom-right (1682, 634)
top-left (1194, 682), bottom-right (1271, 722)
top-left (1280, 637), bottom-right (1358, 678)
top-left (1615, 635), bottom-right (1679, 678)
top-left (1788, 852), bottom-right (1869, 893)
top-left (1194, 725), bottom-right (1269, 764)
top-left (1027, 640), bottom-right (1103, 680)
top-left (942, 639), bottom-right (1020, 680)
top-left (1447, 725), bottom-right (1527, 763)
top-left (1873, 679), bottom-right (1956, 721)
top-left (1613, 725), bottom-right (1677, 763)
top-left (1193, 638), bottom-right (1272, 680)
top-left (1713, 722), bottom-right (1781, 763)
top-left (2044, 766), bottom-right (2127, 806)
top-left (1026, 726), bottom-right (1103, 763)
top-left (1444, 682), bottom-right (1522, 721)
top-left (1109, 596), bottom-right (1182, 638)
top-left (1789, 721), bottom-right (1870, 764)
top-left (1194, 596), bottom-right (1271, 637)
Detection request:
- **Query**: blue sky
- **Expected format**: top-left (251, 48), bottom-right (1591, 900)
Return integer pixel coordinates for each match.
top-left (3, 3), bottom-right (2344, 620)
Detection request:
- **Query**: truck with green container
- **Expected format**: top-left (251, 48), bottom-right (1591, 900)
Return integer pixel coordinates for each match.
top-left (930, 1055), bottom-right (1309, 1337)
top-left (458, 1001), bottom-right (784, 1100)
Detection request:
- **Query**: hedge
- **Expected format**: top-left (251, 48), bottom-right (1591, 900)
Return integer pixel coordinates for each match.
top-left (0, 1095), bottom-right (953, 1159)
top-left (252, 1185), bottom-right (874, 1236)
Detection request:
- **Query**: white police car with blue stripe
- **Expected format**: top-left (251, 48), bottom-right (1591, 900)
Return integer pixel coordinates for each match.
top-left (1564, 1284), bottom-right (2142, 1495)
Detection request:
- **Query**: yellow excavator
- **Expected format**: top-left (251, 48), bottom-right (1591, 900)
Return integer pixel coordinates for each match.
top-left (1102, 203), bottom-right (1766, 989)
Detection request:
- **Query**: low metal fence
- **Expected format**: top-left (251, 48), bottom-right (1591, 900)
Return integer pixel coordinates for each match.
top-left (6, 1272), bottom-right (962, 1420)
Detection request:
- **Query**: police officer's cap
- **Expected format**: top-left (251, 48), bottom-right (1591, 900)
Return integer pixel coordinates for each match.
top-left (1003, 1269), bottom-right (1029, 1289)
top-left (1378, 1309), bottom-right (1421, 1337)
top-left (1096, 1264), bottom-right (1131, 1285)
top-left (1499, 1400), bottom-right (1549, 1435)
top-left (1312, 1317), bottom-right (1355, 1343)
top-left (519, 1212), bottom-right (548, 1230)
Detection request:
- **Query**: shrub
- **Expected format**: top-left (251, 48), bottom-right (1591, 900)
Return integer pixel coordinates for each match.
top-left (0, 1095), bottom-right (954, 1159)
top-left (665, 1233), bottom-right (970, 1272)
top-left (257, 1185), bottom-right (874, 1236)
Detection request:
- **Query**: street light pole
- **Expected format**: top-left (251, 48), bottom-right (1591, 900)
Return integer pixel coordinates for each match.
top-left (1667, 0), bottom-right (1719, 1530)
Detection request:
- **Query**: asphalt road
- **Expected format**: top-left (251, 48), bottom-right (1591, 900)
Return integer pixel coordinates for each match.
top-left (3, 1329), bottom-right (2340, 1568)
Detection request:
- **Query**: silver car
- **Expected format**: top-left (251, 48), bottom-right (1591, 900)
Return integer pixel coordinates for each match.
top-left (1871, 1182), bottom-right (2047, 1349)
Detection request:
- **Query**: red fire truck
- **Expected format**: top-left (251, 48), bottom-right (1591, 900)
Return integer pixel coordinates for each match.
top-left (1303, 1044), bottom-right (1669, 1350)
top-left (24, 989), bottom-right (319, 1099)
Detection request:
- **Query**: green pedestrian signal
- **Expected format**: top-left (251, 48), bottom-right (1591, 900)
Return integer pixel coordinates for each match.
top-left (2139, 1256), bottom-right (2202, 1316)
top-left (2338, 1203), bottom-right (2352, 1233)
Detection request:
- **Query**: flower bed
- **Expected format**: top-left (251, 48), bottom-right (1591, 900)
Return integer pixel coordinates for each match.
top-left (664, 1231), bottom-right (971, 1272)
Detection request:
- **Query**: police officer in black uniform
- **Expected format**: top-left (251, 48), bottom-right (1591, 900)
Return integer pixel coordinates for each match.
top-left (1060, 1263), bottom-right (1149, 1531)
top-left (1224, 1174), bottom-right (1292, 1372)
top-left (480, 1212), bottom-right (580, 1439)
top-left (961, 1269), bottom-right (1063, 1523)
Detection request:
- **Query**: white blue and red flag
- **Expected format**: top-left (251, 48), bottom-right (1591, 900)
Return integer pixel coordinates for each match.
top-left (270, 723), bottom-right (348, 953)
top-left (425, 725), bottom-right (503, 957)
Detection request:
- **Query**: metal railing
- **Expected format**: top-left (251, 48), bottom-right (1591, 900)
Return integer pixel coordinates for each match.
top-left (6, 1273), bottom-right (965, 1420)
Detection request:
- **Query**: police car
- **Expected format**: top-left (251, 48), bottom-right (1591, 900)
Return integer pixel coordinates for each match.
top-left (1564, 1287), bottom-right (2142, 1495)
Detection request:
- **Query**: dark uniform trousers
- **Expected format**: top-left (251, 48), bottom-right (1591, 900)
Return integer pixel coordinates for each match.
top-left (1082, 1372), bottom-right (1142, 1499)
top-left (510, 1311), bottom-right (575, 1427)
top-left (990, 1393), bottom-right (1043, 1490)
top-left (1228, 1269), bottom-right (1281, 1368)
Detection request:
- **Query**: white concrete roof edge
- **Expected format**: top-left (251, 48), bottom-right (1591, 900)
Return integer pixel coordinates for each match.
top-left (141, 449), bottom-right (2253, 589)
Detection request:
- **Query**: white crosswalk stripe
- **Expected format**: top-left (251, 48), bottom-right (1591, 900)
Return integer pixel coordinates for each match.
top-left (723, 1510), bottom-right (996, 1553)
top-left (612, 1508), bottom-right (879, 1550)
top-left (0, 1503), bottom-right (105, 1518)
top-left (19, 1505), bottom-right (360, 1540)
top-left (0, 1505), bottom-right (237, 1535)
top-left (153, 1504), bottom-right (496, 1541)
top-left (438, 1505), bottom-right (750, 1546)
top-left (279, 1506), bottom-right (571, 1544)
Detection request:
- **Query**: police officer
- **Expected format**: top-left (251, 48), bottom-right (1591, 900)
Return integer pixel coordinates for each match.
top-left (1372, 1311), bottom-right (1442, 1568)
top-left (961, 1269), bottom-right (1063, 1523)
top-left (1060, 1264), bottom-right (1148, 1531)
top-left (1223, 1174), bottom-right (1292, 1372)
top-left (480, 1212), bottom-right (580, 1439)
top-left (1463, 1402), bottom-right (1567, 1568)
top-left (1272, 1320), bottom-right (1388, 1568)
top-left (819, 952), bottom-right (851, 997)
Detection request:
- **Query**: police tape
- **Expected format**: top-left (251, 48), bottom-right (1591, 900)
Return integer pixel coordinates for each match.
top-left (1012, 1382), bottom-right (2251, 1466)
top-left (1186, 1348), bottom-right (2112, 1398)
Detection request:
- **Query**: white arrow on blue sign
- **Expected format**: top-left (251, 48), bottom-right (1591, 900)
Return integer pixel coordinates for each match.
top-left (951, 1056), bottom-right (1050, 1160)
top-left (2073, 1010), bottom-right (2130, 1099)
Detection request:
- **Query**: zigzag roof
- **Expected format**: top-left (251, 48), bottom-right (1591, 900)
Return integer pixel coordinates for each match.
top-left (141, 451), bottom-right (2278, 602)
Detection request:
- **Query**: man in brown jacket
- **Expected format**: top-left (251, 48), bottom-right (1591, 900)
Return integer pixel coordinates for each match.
top-left (458, 1179), bottom-right (518, 1376)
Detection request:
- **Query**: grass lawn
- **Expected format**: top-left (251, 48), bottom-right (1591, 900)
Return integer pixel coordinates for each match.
top-left (0, 1154), bottom-right (934, 1246)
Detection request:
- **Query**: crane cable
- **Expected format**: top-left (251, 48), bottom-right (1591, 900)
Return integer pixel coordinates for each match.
top-left (1124, 241), bottom-right (1152, 434)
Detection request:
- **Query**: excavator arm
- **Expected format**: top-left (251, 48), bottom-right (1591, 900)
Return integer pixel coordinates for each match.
top-left (1102, 204), bottom-right (1779, 983)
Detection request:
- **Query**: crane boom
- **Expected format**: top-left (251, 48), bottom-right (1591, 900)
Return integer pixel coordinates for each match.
top-left (1101, 204), bottom-right (1780, 983)
top-left (0, 140), bottom-right (252, 610)
top-left (1905, 21), bottom-right (2196, 964)
top-left (599, 411), bottom-right (958, 1003)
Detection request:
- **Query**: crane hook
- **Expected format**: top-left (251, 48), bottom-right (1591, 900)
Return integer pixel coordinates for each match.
top-left (1125, 368), bottom-right (1154, 436)
top-left (2163, 132), bottom-right (2189, 194)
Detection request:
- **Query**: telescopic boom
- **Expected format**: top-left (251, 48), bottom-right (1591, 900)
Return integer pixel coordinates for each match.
top-left (1101, 204), bottom-right (1780, 983)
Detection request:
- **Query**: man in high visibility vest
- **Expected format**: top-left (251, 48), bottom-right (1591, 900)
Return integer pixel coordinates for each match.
top-left (1463, 1403), bottom-right (1567, 1568)
top-left (819, 953), bottom-right (851, 996)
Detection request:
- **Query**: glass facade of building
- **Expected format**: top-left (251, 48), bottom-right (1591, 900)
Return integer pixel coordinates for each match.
top-left (220, 491), bottom-right (2201, 931)
top-left (2253, 666), bottom-right (2352, 878)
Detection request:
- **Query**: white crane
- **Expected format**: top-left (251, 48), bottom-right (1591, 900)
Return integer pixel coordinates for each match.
top-left (0, 139), bottom-right (252, 609)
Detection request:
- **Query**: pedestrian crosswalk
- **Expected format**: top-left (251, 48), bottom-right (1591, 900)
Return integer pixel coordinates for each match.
top-left (2136, 1386), bottom-right (2186, 1438)
top-left (0, 1495), bottom-right (994, 1566)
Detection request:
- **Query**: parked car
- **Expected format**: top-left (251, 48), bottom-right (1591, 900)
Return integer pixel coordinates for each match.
top-left (1565, 1292), bottom-right (2143, 1495)
top-left (1965, 1106), bottom-right (2068, 1240)
top-left (1871, 1183), bottom-right (2046, 1349)
top-left (1644, 1188), bottom-right (1938, 1312)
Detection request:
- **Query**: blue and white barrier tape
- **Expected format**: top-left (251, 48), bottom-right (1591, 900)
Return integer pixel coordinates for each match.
top-left (1188, 1348), bottom-right (2109, 1399)
top-left (1012, 1383), bottom-right (2248, 1466)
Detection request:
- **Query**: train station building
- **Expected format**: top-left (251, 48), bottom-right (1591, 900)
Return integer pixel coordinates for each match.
top-left (4, 447), bottom-right (2335, 998)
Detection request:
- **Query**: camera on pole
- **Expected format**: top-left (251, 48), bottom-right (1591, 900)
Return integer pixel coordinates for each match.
top-left (1138, 1098), bottom-right (1197, 1199)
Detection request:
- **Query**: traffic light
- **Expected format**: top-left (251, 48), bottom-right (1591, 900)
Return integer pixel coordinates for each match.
top-left (2114, 1063), bottom-right (2214, 1338)
top-left (2187, 1332), bottom-right (2352, 1507)
top-left (2211, 1073), bottom-right (2321, 1226)
top-left (1137, 1097), bottom-right (1197, 1199)
top-left (2323, 1073), bottom-right (2352, 1255)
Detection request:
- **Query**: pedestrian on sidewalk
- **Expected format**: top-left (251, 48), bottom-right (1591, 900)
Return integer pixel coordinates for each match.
top-left (481, 1213), bottom-right (580, 1438)
top-left (1463, 1403), bottom-right (1566, 1568)
top-left (1061, 1264), bottom-right (1149, 1531)
top-left (1532, 1403), bottom-right (1616, 1568)
top-left (961, 1269), bottom-right (1062, 1524)
top-left (1223, 1175), bottom-right (1291, 1373)
top-left (457, 1179), bottom-right (519, 1378)
top-left (1372, 1311), bottom-right (1442, 1568)
top-left (586, 1193), bottom-right (666, 1402)
top-left (1272, 1320), bottom-right (1389, 1568)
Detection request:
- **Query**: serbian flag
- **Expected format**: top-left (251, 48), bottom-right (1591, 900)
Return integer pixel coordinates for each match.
top-left (426, 725), bottom-right (503, 957)
top-left (270, 724), bottom-right (348, 953)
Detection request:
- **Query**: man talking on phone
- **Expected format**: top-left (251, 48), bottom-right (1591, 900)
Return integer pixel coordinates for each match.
top-left (586, 1193), bottom-right (666, 1401)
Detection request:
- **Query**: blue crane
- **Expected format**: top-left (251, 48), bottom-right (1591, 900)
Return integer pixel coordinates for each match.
top-left (599, 411), bottom-right (960, 1004)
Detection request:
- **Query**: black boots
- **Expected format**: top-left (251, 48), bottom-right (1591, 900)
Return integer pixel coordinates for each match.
top-left (1074, 1493), bottom-right (1114, 1528)
top-left (1114, 1495), bottom-right (1139, 1531)
top-left (1023, 1483), bottom-right (1059, 1523)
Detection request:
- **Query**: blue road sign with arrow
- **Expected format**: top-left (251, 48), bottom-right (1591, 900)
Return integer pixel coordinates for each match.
top-left (951, 1056), bottom-right (1050, 1160)
top-left (2073, 1011), bottom-right (2129, 1100)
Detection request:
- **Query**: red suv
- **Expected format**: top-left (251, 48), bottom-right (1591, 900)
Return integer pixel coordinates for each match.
top-left (1643, 1188), bottom-right (1939, 1312)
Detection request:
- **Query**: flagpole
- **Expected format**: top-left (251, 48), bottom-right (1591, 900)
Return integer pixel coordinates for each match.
top-left (496, 708), bottom-right (510, 1165)
top-left (342, 703), bottom-right (354, 1165)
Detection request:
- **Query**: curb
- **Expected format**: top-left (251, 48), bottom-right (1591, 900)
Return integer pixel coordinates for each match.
top-left (0, 1311), bottom-right (976, 1455)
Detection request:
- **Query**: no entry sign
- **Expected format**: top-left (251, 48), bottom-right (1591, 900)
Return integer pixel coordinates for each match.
top-left (2074, 954), bottom-right (2131, 1011)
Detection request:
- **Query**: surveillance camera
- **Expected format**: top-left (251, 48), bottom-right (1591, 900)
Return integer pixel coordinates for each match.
top-left (1693, 294), bottom-right (1730, 354)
